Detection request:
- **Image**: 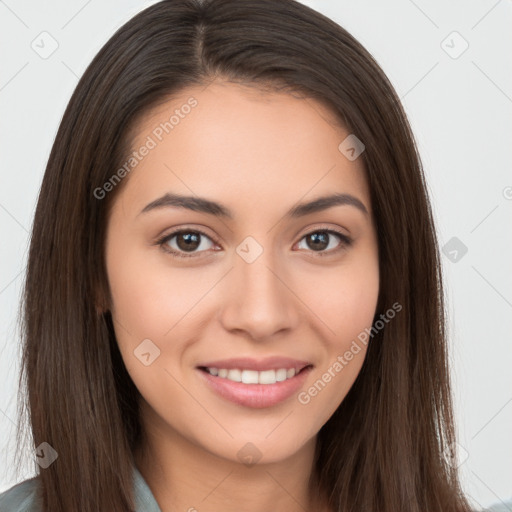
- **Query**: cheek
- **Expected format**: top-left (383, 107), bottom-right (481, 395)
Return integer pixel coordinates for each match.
top-left (294, 246), bottom-right (379, 417)
top-left (105, 244), bottom-right (199, 412)
top-left (105, 237), bottom-right (222, 403)
top-left (106, 239), bottom-right (206, 342)
top-left (299, 245), bottom-right (380, 350)
top-left (310, 269), bottom-right (378, 337)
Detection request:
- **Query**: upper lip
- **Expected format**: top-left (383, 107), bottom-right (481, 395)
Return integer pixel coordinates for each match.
top-left (197, 357), bottom-right (312, 372)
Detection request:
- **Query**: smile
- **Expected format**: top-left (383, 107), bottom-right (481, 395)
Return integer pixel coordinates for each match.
top-left (202, 367), bottom-right (300, 384)
top-left (196, 358), bottom-right (313, 408)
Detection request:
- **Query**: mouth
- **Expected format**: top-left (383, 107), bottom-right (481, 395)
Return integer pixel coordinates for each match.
top-left (196, 357), bottom-right (314, 408)
top-left (197, 365), bottom-right (311, 384)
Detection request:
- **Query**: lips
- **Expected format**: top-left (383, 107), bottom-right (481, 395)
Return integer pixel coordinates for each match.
top-left (196, 356), bottom-right (314, 408)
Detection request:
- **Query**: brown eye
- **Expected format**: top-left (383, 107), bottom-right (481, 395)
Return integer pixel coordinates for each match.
top-left (304, 231), bottom-right (330, 251)
top-left (175, 232), bottom-right (201, 251)
top-left (296, 229), bottom-right (352, 256)
top-left (157, 229), bottom-right (216, 258)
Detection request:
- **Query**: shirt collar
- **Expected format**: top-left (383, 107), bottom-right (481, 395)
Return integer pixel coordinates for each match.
top-left (133, 464), bottom-right (162, 512)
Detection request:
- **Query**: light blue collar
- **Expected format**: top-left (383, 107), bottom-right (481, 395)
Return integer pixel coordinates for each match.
top-left (133, 464), bottom-right (162, 512)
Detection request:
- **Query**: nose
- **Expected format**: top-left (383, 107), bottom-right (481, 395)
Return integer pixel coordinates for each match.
top-left (218, 246), bottom-right (300, 341)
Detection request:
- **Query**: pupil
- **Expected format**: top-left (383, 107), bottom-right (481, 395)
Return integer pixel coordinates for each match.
top-left (177, 232), bottom-right (200, 251)
top-left (308, 232), bottom-right (328, 251)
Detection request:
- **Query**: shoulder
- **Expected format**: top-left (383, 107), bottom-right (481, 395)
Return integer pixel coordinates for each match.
top-left (0, 476), bottom-right (42, 512)
top-left (484, 500), bottom-right (512, 512)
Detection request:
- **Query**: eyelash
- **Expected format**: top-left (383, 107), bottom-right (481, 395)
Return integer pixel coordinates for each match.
top-left (155, 226), bottom-right (353, 260)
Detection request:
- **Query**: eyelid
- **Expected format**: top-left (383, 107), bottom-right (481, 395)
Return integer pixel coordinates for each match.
top-left (155, 226), bottom-right (219, 259)
top-left (296, 223), bottom-right (350, 241)
top-left (294, 224), bottom-right (352, 258)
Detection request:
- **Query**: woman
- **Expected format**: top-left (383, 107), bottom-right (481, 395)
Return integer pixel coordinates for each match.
top-left (0, 0), bottom-right (481, 510)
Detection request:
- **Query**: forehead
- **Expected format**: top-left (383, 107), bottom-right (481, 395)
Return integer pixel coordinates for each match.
top-left (117, 81), bottom-right (371, 219)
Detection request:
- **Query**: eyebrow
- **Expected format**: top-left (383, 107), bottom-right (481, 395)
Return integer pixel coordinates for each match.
top-left (139, 192), bottom-right (368, 219)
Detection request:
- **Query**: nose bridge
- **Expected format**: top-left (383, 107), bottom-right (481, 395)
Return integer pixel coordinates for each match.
top-left (218, 235), bottom-right (298, 338)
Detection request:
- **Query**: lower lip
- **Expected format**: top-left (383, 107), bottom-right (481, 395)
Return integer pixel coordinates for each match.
top-left (197, 367), bottom-right (313, 409)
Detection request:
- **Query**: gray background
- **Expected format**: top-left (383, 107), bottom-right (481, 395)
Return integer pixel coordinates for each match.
top-left (0, 0), bottom-right (511, 509)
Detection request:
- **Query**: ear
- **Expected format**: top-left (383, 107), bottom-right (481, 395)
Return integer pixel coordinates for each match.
top-left (95, 302), bottom-right (107, 316)
top-left (94, 281), bottom-right (110, 315)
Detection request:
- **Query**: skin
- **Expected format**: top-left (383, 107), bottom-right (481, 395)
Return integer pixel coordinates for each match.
top-left (104, 80), bottom-right (380, 512)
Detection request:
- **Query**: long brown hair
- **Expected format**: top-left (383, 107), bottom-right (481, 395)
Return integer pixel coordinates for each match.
top-left (15, 0), bottom-right (471, 510)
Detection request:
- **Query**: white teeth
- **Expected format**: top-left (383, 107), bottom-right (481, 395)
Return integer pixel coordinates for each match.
top-left (241, 370), bottom-right (259, 384)
top-left (275, 368), bottom-right (287, 382)
top-left (258, 370), bottom-right (276, 384)
top-left (205, 366), bottom-right (302, 384)
top-left (227, 369), bottom-right (242, 382)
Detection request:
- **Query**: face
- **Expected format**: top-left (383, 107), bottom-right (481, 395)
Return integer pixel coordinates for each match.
top-left (104, 81), bottom-right (379, 465)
